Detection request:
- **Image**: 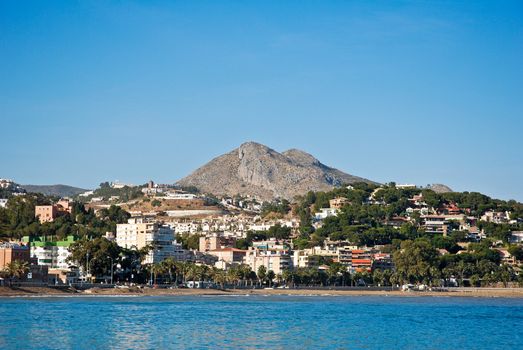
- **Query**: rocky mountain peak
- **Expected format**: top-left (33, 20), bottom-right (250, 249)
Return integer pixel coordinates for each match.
top-left (282, 149), bottom-right (322, 167)
top-left (177, 142), bottom-right (375, 201)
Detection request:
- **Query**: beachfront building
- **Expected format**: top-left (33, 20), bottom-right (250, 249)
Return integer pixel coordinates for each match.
top-left (245, 240), bottom-right (292, 274)
top-left (23, 235), bottom-right (76, 270)
top-left (350, 249), bottom-right (373, 273)
top-left (0, 242), bottom-right (31, 269)
top-left (372, 253), bottom-right (394, 271)
top-left (116, 217), bottom-right (186, 264)
top-left (292, 249), bottom-right (321, 268)
top-left (207, 248), bottom-right (247, 270)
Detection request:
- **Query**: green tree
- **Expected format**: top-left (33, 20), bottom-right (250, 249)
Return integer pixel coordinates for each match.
top-left (257, 265), bottom-right (267, 286)
top-left (508, 245), bottom-right (523, 261)
top-left (68, 237), bottom-right (122, 277)
top-left (267, 270), bottom-right (276, 287)
top-left (393, 239), bottom-right (439, 285)
top-left (2, 260), bottom-right (29, 282)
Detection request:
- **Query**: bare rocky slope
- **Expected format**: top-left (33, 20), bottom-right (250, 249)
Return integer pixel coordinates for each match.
top-left (177, 142), bottom-right (375, 201)
top-left (427, 184), bottom-right (453, 193)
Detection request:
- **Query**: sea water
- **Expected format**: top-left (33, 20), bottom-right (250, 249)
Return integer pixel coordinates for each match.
top-left (0, 295), bottom-right (521, 349)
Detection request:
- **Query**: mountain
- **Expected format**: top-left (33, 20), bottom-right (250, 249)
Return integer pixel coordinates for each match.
top-left (427, 184), bottom-right (453, 194)
top-left (22, 184), bottom-right (88, 197)
top-left (177, 142), bottom-right (375, 201)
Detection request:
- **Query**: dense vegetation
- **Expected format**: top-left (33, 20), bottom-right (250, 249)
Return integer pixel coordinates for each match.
top-left (0, 194), bottom-right (130, 240)
top-left (288, 183), bottom-right (523, 286)
top-left (75, 182), bottom-right (144, 203)
top-left (293, 183), bottom-right (523, 249)
top-left (261, 199), bottom-right (291, 217)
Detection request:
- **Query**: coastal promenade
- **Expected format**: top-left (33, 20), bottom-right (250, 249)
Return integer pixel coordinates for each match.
top-left (2, 286), bottom-right (523, 298)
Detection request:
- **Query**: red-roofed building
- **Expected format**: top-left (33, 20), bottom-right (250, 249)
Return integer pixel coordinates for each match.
top-left (351, 249), bottom-right (372, 272)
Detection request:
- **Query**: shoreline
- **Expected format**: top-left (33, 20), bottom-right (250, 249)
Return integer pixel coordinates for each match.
top-left (2, 286), bottom-right (523, 298)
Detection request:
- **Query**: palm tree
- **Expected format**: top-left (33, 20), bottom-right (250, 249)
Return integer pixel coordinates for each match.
top-left (4, 260), bottom-right (29, 285)
top-left (201, 265), bottom-right (211, 282)
top-left (149, 263), bottom-right (165, 285)
top-left (281, 269), bottom-right (292, 287)
top-left (175, 261), bottom-right (191, 285)
top-left (267, 270), bottom-right (276, 287)
top-left (257, 266), bottom-right (267, 287)
top-left (227, 267), bottom-right (241, 288)
top-left (161, 258), bottom-right (177, 284)
top-left (248, 271), bottom-right (257, 287)
top-left (212, 268), bottom-right (227, 289)
top-left (238, 264), bottom-right (252, 287)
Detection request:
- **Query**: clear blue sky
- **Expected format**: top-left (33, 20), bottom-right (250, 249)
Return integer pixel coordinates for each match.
top-left (1, 1), bottom-right (522, 201)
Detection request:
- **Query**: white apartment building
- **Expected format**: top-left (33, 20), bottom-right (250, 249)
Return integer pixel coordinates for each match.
top-left (116, 217), bottom-right (186, 264)
top-left (314, 208), bottom-right (338, 221)
top-left (24, 236), bottom-right (77, 270)
top-left (244, 241), bottom-right (292, 275)
top-left (31, 246), bottom-right (71, 269)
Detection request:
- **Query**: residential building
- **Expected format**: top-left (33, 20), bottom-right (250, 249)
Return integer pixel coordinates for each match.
top-left (314, 208), bottom-right (338, 221)
top-left (245, 248), bottom-right (291, 275)
top-left (165, 192), bottom-right (197, 200)
top-left (35, 205), bottom-right (58, 223)
top-left (372, 253), bottom-right (394, 271)
top-left (0, 198), bottom-right (7, 208)
top-left (329, 197), bottom-right (349, 209)
top-left (481, 211), bottom-right (510, 224)
top-left (145, 228), bottom-right (186, 265)
top-left (0, 242), bottom-right (31, 269)
top-left (35, 199), bottom-right (73, 223)
top-left (23, 235), bottom-right (77, 270)
top-left (337, 246), bottom-right (353, 267)
top-left (384, 216), bottom-right (409, 229)
top-left (509, 231), bottom-right (523, 244)
top-left (245, 241), bottom-right (292, 274)
top-left (111, 181), bottom-right (135, 189)
top-left (207, 248), bottom-right (247, 267)
top-left (116, 217), bottom-right (185, 264)
top-left (351, 249), bottom-right (372, 273)
top-left (421, 214), bottom-right (470, 235)
top-left (496, 248), bottom-right (517, 266)
top-left (116, 217), bottom-right (156, 250)
top-left (292, 249), bottom-right (321, 268)
top-left (199, 235), bottom-right (236, 252)
top-left (396, 184), bottom-right (417, 189)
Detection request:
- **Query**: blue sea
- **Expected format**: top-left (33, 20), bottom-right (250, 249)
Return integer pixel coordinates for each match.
top-left (0, 295), bottom-right (522, 349)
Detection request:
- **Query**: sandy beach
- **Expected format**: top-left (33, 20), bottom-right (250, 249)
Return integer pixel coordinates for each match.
top-left (2, 286), bottom-right (523, 298)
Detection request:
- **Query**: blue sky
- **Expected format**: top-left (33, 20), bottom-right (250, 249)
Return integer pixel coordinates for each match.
top-left (1, 1), bottom-right (522, 201)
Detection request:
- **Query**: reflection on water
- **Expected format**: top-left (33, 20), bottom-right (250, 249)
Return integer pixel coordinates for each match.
top-left (1, 296), bottom-right (522, 349)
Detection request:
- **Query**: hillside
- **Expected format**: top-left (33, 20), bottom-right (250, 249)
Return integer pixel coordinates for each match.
top-left (177, 142), bottom-right (375, 201)
top-left (22, 184), bottom-right (88, 197)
